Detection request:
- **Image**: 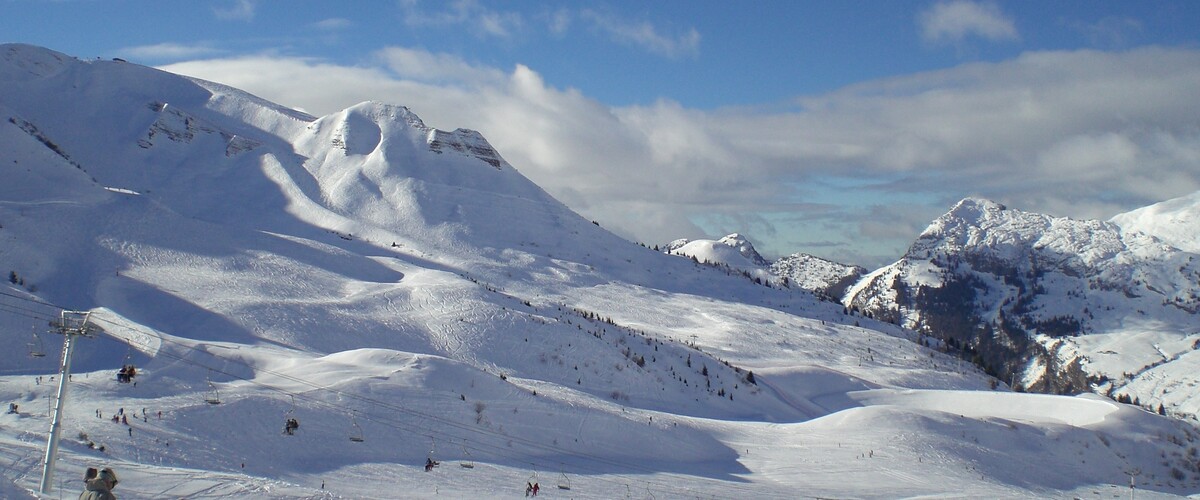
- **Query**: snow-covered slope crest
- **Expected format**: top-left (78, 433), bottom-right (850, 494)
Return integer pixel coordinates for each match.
top-left (846, 197), bottom-right (1200, 414)
top-left (1111, 189), bottom-right (1200, 253)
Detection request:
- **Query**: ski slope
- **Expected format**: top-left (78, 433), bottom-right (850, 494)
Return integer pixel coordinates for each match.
top-left (0, 43), bottom-right (1198, 498)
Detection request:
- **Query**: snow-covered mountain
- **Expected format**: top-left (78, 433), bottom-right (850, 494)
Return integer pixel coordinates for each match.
top-left (845, 197), bottom-right (1200, 415)
top-left (663, 233), bottom-right (777, 285)
top-left (1112, 190), bottom-right (1200, 253)
top-left (663, 234), bottom-right (864, 302)
top-left (2, 44), bottom-right (1199, 499)
top-left (662, 231), bottom-right (782, 286)
top-left (770, 253), bottom-right (867, 300)
top-left (665, 233), bottom-right (769, 266)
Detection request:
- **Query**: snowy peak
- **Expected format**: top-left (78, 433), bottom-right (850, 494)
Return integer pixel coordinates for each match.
top-left (942, 197), bottom-right (1007, 223)
top-left (717, 233), bottom-right (770, 266)
top-left (309, 100), bottom-right (508, 169)
top-left (667, 233), bottom-right (769, 268)
top-left (909, 197), bottom-right (1124, 268)
top-left (663, 233), bottom-right (781, 287)
top-left (1111, 189), bottom-right (1200, 253)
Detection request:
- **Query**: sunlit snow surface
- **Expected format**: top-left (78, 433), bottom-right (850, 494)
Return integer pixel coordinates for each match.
top-left (1, 44), bottom-right (1199, 498)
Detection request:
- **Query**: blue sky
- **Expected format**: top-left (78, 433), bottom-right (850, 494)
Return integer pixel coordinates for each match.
top-left (6, 1), bottom-right (1200, 267)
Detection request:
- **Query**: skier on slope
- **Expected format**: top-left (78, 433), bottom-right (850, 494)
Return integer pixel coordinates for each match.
top-left (79, 467), bottom-right (118, 500)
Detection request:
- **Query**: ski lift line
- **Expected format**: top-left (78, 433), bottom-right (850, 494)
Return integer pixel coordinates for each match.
top-left (83, 323), bottom-right (753, 500)
top-left (0, 289), bottom-right (65, 309)
top-left (0, 298), bottom-right (58, 318)
top-left (21, 306), bottom-right (777, 499)
top-left (0, 302), bottom-right (55, 322)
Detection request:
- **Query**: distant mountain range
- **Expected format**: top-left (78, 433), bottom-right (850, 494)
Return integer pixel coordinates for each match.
top-left (669, 196), bottom-right (1200, 417)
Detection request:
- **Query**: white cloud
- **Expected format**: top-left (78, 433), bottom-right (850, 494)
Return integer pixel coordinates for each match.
top-left (580, 10), bottom-right (700, 59)
top-left (1070, 16), bottom-right (1143, 48)
top-left (214, 0), bottom-right (256, 22)
top-left (374, 47), bottom-right (504, 85)
top-left (918, 1), bottom-right (1018, 44)
top-left (313, 18), bottom-right (353, 31)
top-left (160, 46), bottom-right (1200, 268)
top-left (400, 0), bottom-right (524, 39)
top-left (119, 43), bottom-right (221, 62)
top-left (545, 8), bottom-right (572, 37)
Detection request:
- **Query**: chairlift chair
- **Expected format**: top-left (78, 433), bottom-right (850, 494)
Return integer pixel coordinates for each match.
top-left (204, 383), bottom-right (221, 404)
top-left (202, 369), bottom-right (221, 404)
top-left (204, 381), bottom-right (221, 405)
top-left (459, 443), bottom-right (474, 469)
top-left (282, 396), bottom-right (300, 435)
top-left (349, 414), bottom-right (364, 442)
top-left (284, 417), bottom-right (300, 435)
top-left (27, 328), bottom-right (46, 358)
top-left (557, 471), bottom-right (571, 490)
top-left (423, 437), bottom-right (441, 471)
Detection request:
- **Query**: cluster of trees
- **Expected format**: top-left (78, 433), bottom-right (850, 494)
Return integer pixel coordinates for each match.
top-left (8, 270), bottom-right (35, 291)
top-left (1113, 393), bottom-right (1168, 415)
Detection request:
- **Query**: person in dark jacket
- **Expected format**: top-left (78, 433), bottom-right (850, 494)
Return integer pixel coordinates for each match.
top-left (79, 467), bottom-right (117, 499)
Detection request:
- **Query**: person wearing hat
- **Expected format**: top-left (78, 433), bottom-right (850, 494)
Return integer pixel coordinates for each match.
top-left (79, 466), bottom-right (118, 499)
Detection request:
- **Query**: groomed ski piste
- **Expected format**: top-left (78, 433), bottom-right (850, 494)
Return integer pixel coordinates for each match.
top-left (1, 44), bottom-right (1199, 498)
